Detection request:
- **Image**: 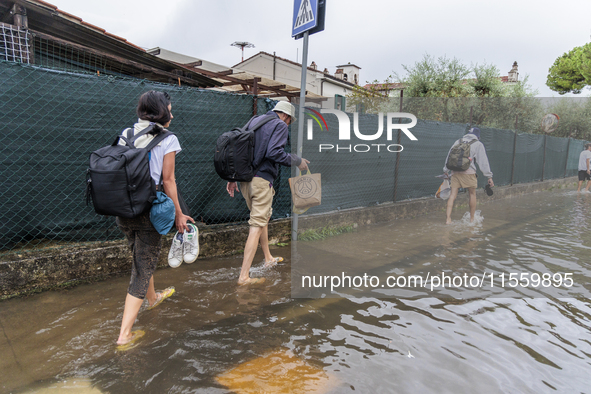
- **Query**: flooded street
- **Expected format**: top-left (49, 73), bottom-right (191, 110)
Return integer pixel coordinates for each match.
top-left (1, 190), bottom-right (591, 393)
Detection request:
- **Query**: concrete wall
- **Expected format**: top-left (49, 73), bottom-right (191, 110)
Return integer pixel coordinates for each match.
top-left (0, 177), bottom-right (576, 299)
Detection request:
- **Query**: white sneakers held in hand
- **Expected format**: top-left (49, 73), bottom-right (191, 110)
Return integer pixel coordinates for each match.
top-left (168, 224), bottom-right (199, 268)
top-left (183, 223), bottom-right (199, 264)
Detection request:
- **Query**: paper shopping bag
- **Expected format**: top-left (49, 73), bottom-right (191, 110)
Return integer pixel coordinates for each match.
top-left (288, 171), bottom-right (321, 214)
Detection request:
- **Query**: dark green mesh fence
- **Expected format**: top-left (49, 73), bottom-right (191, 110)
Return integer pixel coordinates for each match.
top-left (0, 61), bottom-right (279, 252)
top-left (0, 61), bottom-right (585, 254)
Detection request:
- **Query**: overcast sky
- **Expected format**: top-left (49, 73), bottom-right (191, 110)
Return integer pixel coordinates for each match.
top-left (46, 0), bottom-right (591, 97)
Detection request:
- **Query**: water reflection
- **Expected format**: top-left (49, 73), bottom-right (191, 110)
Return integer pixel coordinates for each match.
top-left (1, 191), bottom-right (590, 393)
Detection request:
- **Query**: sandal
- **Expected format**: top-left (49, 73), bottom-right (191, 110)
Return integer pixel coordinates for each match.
top-left (263, 256), bottom-right (284, 268)
top-left (237, 277), bottom-right (266, 286)
top-left (116, 330), bottom-right (145, 351)
top-left (147, 286), bottom-right (175, 310)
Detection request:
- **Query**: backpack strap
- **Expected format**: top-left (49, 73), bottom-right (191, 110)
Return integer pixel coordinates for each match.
top-left (113, 125), bottom-right (156, 147)
top-left (144, 130), bottom-right (175, 151)
top-left (244, 115), bottom-right (275, 132)
top-left (129, 124), bottom-right (156, 144)
top-left (461, 138), bottom-right (478, 146)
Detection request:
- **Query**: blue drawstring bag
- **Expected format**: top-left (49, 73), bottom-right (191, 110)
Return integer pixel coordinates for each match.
top-left (150, 191), bottom-right (175, 234)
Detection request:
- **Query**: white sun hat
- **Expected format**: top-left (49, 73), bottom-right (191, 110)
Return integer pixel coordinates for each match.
top-left (273, 101), bottom-right (297, 122)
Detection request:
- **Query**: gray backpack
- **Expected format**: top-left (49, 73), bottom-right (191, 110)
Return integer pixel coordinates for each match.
top-left (446, 138), bottom-right (477, 171)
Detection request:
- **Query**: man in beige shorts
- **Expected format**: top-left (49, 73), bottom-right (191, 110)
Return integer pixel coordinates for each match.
top-left (227, 101), bottom-right (309, 285)
top-left (443, 127), bottom-right (494, 224)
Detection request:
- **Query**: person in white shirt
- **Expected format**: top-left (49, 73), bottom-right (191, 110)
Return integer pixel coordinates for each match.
top-left (577, 143), bottom-right (591, 192)
top-left (443, 127), bottom-right (494, 224)
top-left (115, 91), bottom-right (194, 350)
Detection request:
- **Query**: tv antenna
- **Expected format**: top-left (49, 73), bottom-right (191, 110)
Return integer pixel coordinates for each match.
top-left (231, 41), bottom-right (255, 62)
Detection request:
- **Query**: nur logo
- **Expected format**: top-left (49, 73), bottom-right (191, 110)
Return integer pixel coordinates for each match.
top-left (304, 109), bottom-right (418, 153)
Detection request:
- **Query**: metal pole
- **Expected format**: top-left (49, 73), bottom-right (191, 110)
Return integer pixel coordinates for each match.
top-left (252, 77), bottom-right (258, 116)
top-left (564, 134), bottom-right (571, 178)
top-left (393, 90), bottom-right (403, 202)
top-left (541, 134), bottom-right (547, 181)
top-left (469, 106), bottom-right (473, 127)
top-left (292, 30), bottom-right (309, 241)
top-left (510, 115), bottom-right (518, 186)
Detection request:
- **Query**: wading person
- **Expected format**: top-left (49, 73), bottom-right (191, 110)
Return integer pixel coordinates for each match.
top-left (226, 101), bottom-right (309, 285)
top-left (443, 127), bottom-right (494, 224)
top-left (116, 91), bottom-right (194, 349)
top-left (577, 143), bottom-right (591, 192)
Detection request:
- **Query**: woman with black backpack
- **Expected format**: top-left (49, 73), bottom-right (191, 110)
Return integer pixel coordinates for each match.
top-left (115, 91), bottom-right (195, 350)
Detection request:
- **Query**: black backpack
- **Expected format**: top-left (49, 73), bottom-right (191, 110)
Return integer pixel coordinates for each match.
top-left (214, 115), bottom-right (274, 182)
top-left (446, 138), bottom-right (478, 171)
top-left (86, 125), bottom-right (174, 218)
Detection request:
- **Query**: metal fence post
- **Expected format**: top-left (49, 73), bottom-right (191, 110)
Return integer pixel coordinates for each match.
top-left (541, 134), bottom-right (547, 181)
top-left (252, 77), bottom-right (258, 116)
top-left (564, 134), bottom-right (571, 178)
top-left (510, 115), bottom-right (518, 186)
top-left (393, 90), bottom-right (403, 202)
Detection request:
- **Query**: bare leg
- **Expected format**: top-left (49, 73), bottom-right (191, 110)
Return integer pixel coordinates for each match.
top-left (446, 187), bottom-right (459, 224)
top-left (578, 180), bottom-right (583, 192)
top-left (238, 226), bottom-right (264, 284)
top-left (468, 188), bottom-right (477, 222)
top-left (117, 293), bottom-right (144, 345)
top-left (259, 224), bottom-right (274, 263)
top-left (146, 276), bottom-right (157, 306)
top-left (586, 181), bottom-right (591, 192)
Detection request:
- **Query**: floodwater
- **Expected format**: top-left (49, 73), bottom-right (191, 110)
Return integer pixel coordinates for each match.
top-left (1, 190), bottom-right (591, 393)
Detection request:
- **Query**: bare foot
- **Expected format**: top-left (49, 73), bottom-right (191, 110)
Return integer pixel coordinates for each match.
top-left (116, 330), bottom-right (145, 346)
top-left (263, 256), bottom-right (283, 268)
top-left (237, 277), bottom-right (266, 286)
top-left (445, 218), bottom-right (452, 225)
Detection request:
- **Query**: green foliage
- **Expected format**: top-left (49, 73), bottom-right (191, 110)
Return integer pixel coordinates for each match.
top-left (546, 45), bottom-right (590, 95)
top-left (383, 55), bottom-right (540, 130)
top-left (471, 63), bottom-right (506, 97)
top-left (397, 55), bottom-right (473, 98)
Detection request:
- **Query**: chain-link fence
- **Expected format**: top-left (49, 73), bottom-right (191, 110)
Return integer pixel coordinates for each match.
top-left (0, 60), bottom-right (280, 253)
top-left (0, 61), bottom-right (585, 254)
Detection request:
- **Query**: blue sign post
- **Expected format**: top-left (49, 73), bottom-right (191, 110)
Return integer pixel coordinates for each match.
top-left (291, 0), bottom-right (326, 240)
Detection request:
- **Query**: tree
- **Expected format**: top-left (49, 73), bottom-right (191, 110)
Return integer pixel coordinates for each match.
top-left (393, 55), bottom-right (539, 129)
top-left (348, 54), bottom-right (545, 133)
top-left (396, 55), bottom-right (472, 97)
top-left (546, 44), bottom-right (591, 95)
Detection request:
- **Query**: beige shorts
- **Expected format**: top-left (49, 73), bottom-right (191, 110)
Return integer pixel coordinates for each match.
top-left (241, 177), bottom-right (275, 227)
top-left (451, 173), bottom-right (477, 189)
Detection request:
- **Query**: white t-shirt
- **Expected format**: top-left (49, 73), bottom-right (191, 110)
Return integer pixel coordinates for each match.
top-left (578, 150), bottom-right (591, 171)
top-left (148, 135), bottom-right (181, 184)
top-left (120, 127), bottom-right (182, 184)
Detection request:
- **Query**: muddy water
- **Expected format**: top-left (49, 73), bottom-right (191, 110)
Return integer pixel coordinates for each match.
top-left (1, 190), bottom-right (590, 393)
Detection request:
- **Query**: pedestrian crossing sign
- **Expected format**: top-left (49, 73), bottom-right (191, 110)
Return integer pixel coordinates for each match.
top-left (292, 0), bottom-right (319, 37)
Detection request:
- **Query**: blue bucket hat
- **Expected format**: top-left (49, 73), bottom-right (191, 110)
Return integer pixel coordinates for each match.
top-left (468, 127), bottom-right (481, 140)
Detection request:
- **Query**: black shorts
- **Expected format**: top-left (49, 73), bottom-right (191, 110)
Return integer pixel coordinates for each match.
top-left (579, 170), bottom-right (591, 181)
